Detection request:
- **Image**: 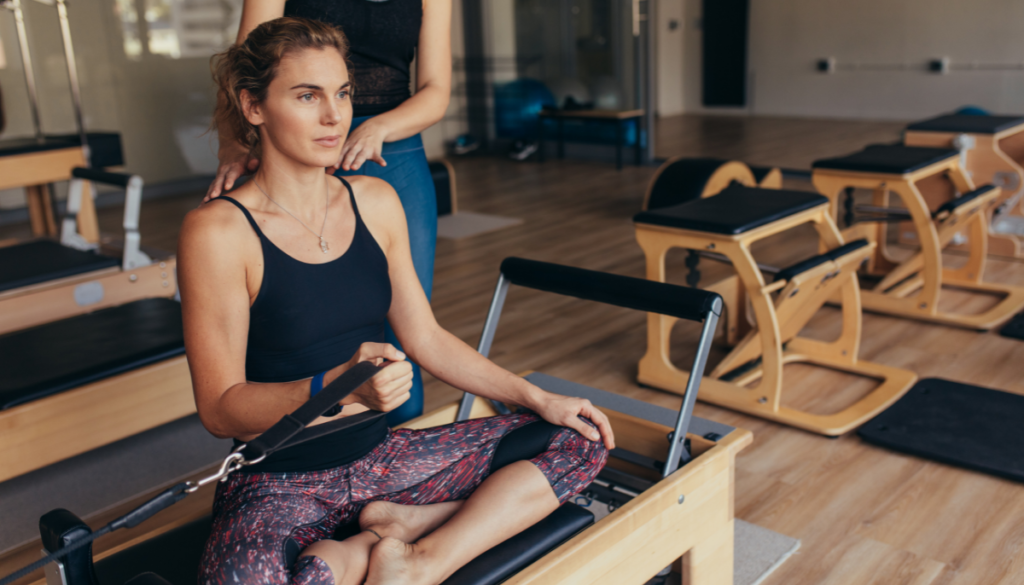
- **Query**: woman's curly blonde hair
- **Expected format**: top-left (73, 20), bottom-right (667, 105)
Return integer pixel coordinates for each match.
top-left (212, 17), bottom-right (350, 159)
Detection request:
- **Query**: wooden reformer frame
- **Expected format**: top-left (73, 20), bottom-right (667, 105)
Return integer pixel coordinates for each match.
top-left (0, 144), bottom-right (88, 238)
top-left (0, 168), bottom-right (175, 336)
top-left (0, 354), bottom-right (195, 484)
top-left (905, 119), bottom-right (1024, 259)
top-left (635, 199), bottom-right (917, 436)
top-left (812, 154), bottom-right (1024, 330)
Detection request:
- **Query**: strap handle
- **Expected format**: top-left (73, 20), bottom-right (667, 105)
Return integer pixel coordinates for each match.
top-left (238, 361), bottom-right (384, 463)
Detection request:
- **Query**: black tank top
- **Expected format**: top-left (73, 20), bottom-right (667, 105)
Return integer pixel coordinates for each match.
top-left (284, 0), bottom-right (422, 117)
top-left (219, 178), bottom-right (391, 472)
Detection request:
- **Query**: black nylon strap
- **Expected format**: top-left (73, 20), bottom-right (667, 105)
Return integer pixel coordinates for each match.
top-left (240, 361), bottom-right (384, 462)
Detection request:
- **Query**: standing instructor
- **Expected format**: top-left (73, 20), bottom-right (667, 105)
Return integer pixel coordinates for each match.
top-left (208, 0), bottom-right (451, 424)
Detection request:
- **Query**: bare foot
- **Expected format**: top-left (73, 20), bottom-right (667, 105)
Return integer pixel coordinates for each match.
top-left (360, 500), bottom-right (462, 543)
top-left (365, 537), bottom-right (430, 585)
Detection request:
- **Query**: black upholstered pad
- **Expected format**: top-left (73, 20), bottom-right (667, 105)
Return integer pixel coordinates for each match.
top-left (859, 379), bottom-right (1024, 483)
top-left (634, 184), bottom-right (828, 235)
top-left (774, 239), bottom-right (869, 283)
top-left (934, 185), bottom-right (996, 217)
top-left (907, 114), bottom-right (1024, 135)
top-left (0, 132), bottom-right (123, 168)
top-left (0, 298), bottom-right (184, 409)
top-left (95, 516), bottom-right (212, 585)
top-left (0, 240), bottom-right (119, 293)
top-left (443, 503), bottom-right (594, 585)
top-left (88, 504), bottom-right (591, 585)
top-left (812, 145), bottom-right (958, 175)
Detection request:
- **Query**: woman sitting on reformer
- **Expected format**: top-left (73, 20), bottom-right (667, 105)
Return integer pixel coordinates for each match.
top-left (178, 17), bottom-right (612, 585)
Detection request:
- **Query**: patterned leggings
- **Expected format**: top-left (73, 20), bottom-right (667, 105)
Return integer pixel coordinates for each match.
top-left (199, 413), bottom-right (608, 585)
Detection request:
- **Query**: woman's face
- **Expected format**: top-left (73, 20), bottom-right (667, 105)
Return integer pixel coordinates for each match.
top-left (245, 46), bottom-right (352, 169)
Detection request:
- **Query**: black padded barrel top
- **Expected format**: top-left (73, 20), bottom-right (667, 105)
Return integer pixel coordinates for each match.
top-left (0, 132), bottom-right (123, 167)
top-left (907, 114), bottom-right (1024, 135)
top-left (634, 183), bottom-right (828, 235)
top-left (0, 298), bottom-right (184, 410)
top-left (0, 240), bottom-right (120, 293)
top-left (812, 144), bottom-right (958, 175)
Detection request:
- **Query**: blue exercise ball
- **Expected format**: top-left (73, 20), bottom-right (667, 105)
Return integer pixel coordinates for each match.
top-left (494, 78), bottom-right (556, 139)
top-left (955, 105), bottom-right (991, 116)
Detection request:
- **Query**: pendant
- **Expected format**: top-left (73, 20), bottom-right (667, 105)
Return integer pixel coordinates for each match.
top-left (320, 238), bottom-right (329, 254)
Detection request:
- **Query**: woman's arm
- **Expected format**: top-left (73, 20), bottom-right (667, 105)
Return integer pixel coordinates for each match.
top-left (178, 203), bottom-right (412, 440)
top-left (337, 0), bottom-right (452, 171)
top-left (355, 178), bottom-right (615, 449)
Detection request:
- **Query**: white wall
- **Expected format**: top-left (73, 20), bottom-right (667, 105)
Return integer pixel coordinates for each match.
top-left (656, 0), bottom-right (685, 116)
top-left (681, 0), bottom-right (1024, 119)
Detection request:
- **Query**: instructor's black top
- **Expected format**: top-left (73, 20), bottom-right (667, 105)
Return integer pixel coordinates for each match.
top-left (285, 0), bottom-right (422, 117)
top-left (219, 177), bottom-right (392, 473)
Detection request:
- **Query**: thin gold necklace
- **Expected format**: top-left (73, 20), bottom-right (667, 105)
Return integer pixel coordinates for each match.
top-left (253, 178), bottom-right (330, 254)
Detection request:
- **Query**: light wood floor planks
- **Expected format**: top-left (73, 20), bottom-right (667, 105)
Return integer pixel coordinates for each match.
top-left (2, 114), bottom-right (1023, 585)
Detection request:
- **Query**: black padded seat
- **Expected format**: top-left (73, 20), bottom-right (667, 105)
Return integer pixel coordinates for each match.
top-left (906, 114), bottom-right (1024, 135)
top-left (0, 240), bottom-right (120, 293)
top-left (0, 132), bottom-right (124, 168)
top-left (812, 144), bottom-right (959, 175)
top-left (933, 185), bottom-right (996, 217)
top-left (774, 239), bottom-right (869, 283)
top-left (634, 184), bottom-right (828, 235)
top-left (443, 503), bottom-right (593, 585)
top-left (0, 298), bottom-right (184, 409)
top-left (85, 504), bottom-right (592, 585)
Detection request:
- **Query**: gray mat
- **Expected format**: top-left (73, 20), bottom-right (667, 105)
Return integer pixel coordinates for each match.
top-left (0, 415), bottom-right (230, 554)
top-left (436, 211), bottom-right (522, 240)
top-left (733, 519), bottom-right (800, 585)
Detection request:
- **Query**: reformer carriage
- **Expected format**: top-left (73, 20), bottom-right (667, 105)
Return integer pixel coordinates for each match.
top-left (16, 258), bottom-right (750, 585)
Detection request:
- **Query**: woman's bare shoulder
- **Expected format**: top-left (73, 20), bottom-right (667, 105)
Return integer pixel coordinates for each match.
top-left (179, 196), bottom-right (257, 258)
top-left (334, 175), bottom-right (405, 221)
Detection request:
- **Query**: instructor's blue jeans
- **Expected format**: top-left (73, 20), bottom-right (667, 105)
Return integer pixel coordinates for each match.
top-left (336, 116), bottom-right (437, 425)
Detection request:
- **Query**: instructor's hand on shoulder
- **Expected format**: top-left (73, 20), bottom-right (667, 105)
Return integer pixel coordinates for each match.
top-left (340, 342), bottom-right (412, 412)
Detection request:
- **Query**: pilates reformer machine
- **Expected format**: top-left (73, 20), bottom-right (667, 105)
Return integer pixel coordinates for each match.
top-left (0, 0), bottom-right (125, 236)
top-left (0, 1), bottom-right (176, 335)
top-left (812, 144), bottom-right (1024, 330)
top-left (633, 158), bottom-right (917, 436)
top-left (904, 113), bottom-right (1024, 259)
top-left (1, 258), bottom-right (751, 585)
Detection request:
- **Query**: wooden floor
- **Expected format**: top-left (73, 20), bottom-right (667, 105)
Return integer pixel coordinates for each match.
top-left (4, 113), bottom-right (1024, 585)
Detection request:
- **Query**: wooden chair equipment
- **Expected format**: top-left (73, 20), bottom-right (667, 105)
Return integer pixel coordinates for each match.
top-left (0, 167), bottom-right (176, 336)
top-left (812, 144), bottom-right (1024, 330)
top-left (28, 258), bottom-right (751, 585)
top-left (904, 114), bottom-right (1024, 259)
top-left (634, 183), bottom-right (917, 436)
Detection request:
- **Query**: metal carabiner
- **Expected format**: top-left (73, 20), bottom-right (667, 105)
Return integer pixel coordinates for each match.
top-left (185, 452), bottom-right (245, 493)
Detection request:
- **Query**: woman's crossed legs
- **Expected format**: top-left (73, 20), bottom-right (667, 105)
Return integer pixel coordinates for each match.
top-left (199, 412), bottom-right (608, 585)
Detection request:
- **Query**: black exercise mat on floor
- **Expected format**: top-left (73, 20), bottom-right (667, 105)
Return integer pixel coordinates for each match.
top-left (1001, 311), bottom-right (1024, 340)
top-left (858, 379), bottom-right (1024, 482)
